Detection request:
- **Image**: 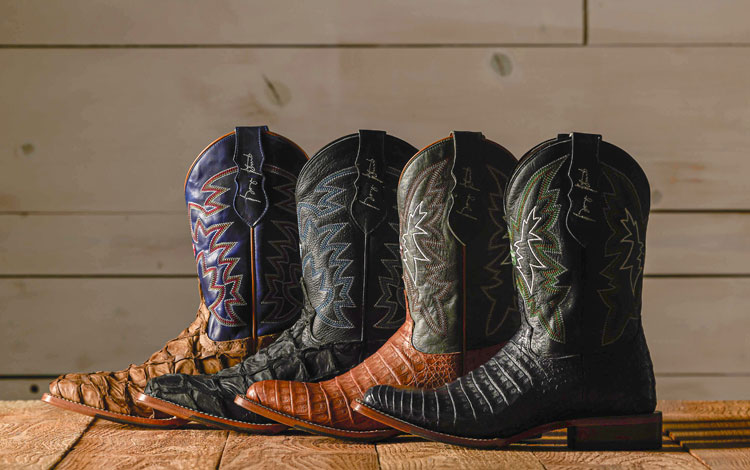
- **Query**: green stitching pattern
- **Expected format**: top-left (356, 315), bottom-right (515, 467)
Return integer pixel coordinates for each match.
top-left (509, 156), bottom-right (569, 344)
top-left (598, 163), bottom-right (644, 346)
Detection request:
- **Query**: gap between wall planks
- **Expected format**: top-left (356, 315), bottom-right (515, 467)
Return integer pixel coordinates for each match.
top-left (2, 47), bottom-right (750, 211)
top-left (2, 400), bottom-right (748, 469)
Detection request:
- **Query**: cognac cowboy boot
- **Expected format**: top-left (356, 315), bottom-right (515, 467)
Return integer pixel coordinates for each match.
top-left (137, 131), bottom-right (414, 432)
top-left (354, 133), bottom-right (661, 450)
top-left (237, 132), bottom-right (520, 441)
top-left (42, 126), bottom-right (307, 427)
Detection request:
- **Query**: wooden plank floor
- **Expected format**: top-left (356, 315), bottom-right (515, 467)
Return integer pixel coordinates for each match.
top-left (1, 400), bottom-right (748, 469)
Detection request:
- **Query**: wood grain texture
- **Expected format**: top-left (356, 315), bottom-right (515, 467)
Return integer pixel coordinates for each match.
top-left (0, 378), bottom-right (51, 401)
top-left (376, 436), bottom-right (543, 470)
top-left (589, 0), bottom-right (750, 44)
top-left (0, 0), bottom-right (583, 45)
top-left (0, 214), bottom-right (194, 275)
top-left (0, 277), bottom-right (200, 375)
top-left (657, 377), bottom-right (750, 401)
top-left (661, 401), bottom-right (750, 470)
top-left (0, 400), bottom-right (92, 469)
top-left (659, 400), bottom-right (750, 421)
top-left (646, 213), bottom-right (750, 275)
top-left (56, 419), bottom-right (227, 469)
top-left (644, 278), bottom-right (750, 375)
top-left (219, 432), bottom-right (378, 470)
top-left (3, 213), bottom-right (748, 275)
top-left (2, 48), bottom-right (750, 211)
top-left (3, 400), bottom-right (750, 469)
top-left (2, 277), bottom-right (748, 384)
top-left (526, 430), bottom-right (707, 470)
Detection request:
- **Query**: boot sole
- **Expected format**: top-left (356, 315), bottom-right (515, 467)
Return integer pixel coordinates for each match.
top-left (136, 393), bottom-right (287, 434)
top-left (41, 393), bottom-right (188, 428)
top-left (352, 400), bottom-right (663, 450)
top-left (234, 394), bottom-right (400, 442)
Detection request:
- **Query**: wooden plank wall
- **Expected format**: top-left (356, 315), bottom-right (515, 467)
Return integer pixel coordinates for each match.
top-left (0, 0), bottom-right (748, 400)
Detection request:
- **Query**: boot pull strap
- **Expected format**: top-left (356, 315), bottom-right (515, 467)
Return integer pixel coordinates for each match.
top-left (351, 129), bottom-right (388, 233)
top-left (233, 126), bottom-right (270, 227)
top-left (448, 131), bottom-right (488, 245)
top-left (565, 132), bottom-right (603, 247)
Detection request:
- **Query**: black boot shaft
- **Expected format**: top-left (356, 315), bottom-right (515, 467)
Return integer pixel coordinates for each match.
top-left (398, 132), bottom-right (519, 355)
top-left (506, 133), bottom-right (650, 355)
top-left (297, 130), bottom-right (415, 353)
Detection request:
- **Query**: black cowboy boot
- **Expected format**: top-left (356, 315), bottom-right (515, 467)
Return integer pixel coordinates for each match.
top-left (354, 133), bottom-right (661, 450)
top-left (43, 126), bottom-right (307, 427)
top-left (236, 132), bottom-right (520, 440)
top-left (137, 131), bottom-right (415, 432)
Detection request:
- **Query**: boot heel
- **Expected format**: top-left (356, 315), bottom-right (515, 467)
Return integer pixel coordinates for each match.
top-left (567, 412), bottom-right (662, 450)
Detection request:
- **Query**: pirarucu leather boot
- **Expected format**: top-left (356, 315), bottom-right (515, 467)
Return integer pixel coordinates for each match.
top-left (354, 133), bottom-right (661, 450)
top-left (236, 132), bottom-right (520, 441)
top-left (137, 131), bottom-right (414, 432)
top-left (42, 126), bottom-right (307, 427)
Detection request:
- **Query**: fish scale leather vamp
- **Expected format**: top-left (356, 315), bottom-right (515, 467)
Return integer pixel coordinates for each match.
top-left (45, 127), bottom-right (307, 424)
top-left (50, 305), bottom-right (248, 418)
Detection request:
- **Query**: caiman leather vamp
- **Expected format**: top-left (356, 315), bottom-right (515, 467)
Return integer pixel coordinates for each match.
top-left (353, 133), bottom-right (662, 450)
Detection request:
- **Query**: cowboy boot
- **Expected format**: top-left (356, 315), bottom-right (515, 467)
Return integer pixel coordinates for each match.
top-left (42, 126), bottom-right (307, 427)
top-left (137, 131), bottom-right (415, 432)
top-left (236, 132), bottom-right (520, 441)
top-left (354, 133), bottom-right (661, 450)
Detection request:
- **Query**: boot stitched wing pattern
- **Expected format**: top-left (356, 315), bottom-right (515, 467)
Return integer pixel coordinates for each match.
top-left (598, 163), bottom-right (646, 346)
top-left (508, 156), bottom-right (569, 344)
top-left (297, 167), bottom-right (358, 329)
top-left (259, 164), bottom-right (303, 327)
top-left (483, 164), bottom-right (517, 337)
top-left (373, 166), bottom-right (408, 330)
top-left (400, 157), bottom-right (455, 339)
top-left (189, 166), bottom-right (247, 328)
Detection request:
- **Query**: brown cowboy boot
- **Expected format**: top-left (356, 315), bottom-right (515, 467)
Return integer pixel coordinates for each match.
top-left (42, 126), bottom-right (307, 427)
top-left (235, 132), bottom-right (520, 440)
